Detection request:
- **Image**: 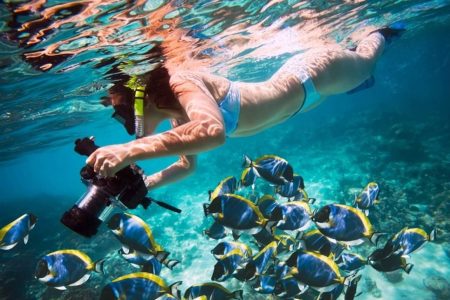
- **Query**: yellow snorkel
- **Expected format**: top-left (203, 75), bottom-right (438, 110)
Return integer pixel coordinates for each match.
top-left (125, 75), bottom-right (146, 139)
top-left (134, 85), bottom-right (145, 138)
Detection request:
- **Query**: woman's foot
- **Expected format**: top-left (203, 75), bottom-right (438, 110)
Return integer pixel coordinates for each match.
top-left (374, 21), bottom-right (406, 43)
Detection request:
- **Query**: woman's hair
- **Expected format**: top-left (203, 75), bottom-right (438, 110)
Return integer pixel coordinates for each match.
top-left (102, 44), bottom-right (178, 110)
top-left (144, 62), bottom-right (178, 109)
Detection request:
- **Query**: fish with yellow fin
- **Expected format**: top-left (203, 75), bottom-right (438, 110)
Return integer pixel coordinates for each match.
top-left (203, 194), bottom-right (275, 239)
top-left (0, 213), bottom-right (37, 250)
top-left (35, 249), bottom-right (104, 290)
top-left (243, 154), bottom-right (294, 185)
top-left (312, 204), bottom-right (383, 246)
top-left (100, 272), bottom-right (181, 300)
top-left (108, 212), bottom-right (171, 264)
top-left (354, 182), bottom-right (380, 215)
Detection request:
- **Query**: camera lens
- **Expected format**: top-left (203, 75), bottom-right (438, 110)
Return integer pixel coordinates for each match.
top-left (60, 185), bottom-right (111, 237)
top-left (61, 206), bottom-right (101, 237)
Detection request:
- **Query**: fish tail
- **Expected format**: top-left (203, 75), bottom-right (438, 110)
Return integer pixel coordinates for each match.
top-left (429, 227), bottom-right (437, 241)
top-left (156, 251), bottom-right (170, 263)
top-left (403, 263), bottom-right (414, 274)
top-left (242, 155), bottom-right (252, 168)
top-left (343, 273), bottom-right (360, 286)
top-left (92, 258), bottom-right (106, 274)
top-left (169, 281), bottom-right (182, 299)
top-left (232, 289), bottom-right (244, 300)
top-left (307, 197), bottom-right (316, 204)
top-left (369, 232), bottom-right (385, 246)
top-left (164, 259), bottom-right (180, 270)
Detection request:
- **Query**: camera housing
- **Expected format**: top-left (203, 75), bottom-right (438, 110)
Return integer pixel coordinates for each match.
top-left (61, 137), bottom-right (150, 237)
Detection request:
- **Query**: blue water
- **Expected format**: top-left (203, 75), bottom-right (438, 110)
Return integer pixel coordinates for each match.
top-left (1, 0), bottom-right (450, 299)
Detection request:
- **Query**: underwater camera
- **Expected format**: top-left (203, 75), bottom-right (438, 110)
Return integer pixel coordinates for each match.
top-left (61, 137), bottom-right (181, 238)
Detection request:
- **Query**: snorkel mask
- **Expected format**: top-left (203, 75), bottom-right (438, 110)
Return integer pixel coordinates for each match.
top-left (109, 77), bottom-right (145, 139)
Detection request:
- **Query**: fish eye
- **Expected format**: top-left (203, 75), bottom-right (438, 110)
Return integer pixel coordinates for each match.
top-left (212, 243), bottom-right (226, 254)
top-left (314, 206), bottom-right (330, 222)
top-left (35, 260), bottom-right (49, 278)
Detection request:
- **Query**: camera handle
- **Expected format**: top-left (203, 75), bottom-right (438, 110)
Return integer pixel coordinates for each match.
top-left (75, 137), bottom-right (99, 156)
top-left (146, 197), bottom-right (182, 214)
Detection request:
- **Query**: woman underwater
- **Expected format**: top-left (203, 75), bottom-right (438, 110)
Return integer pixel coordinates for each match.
top-left (86, 25), bottom-right (403, 190)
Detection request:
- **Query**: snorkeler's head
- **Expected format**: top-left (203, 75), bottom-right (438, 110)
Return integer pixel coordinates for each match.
top-left (101, 45), bottom-right (179, 135)
top-left (105, 84), bottom-right (135, 135)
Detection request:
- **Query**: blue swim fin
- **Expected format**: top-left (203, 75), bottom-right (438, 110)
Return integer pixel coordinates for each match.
top-left (346, 75), bottom-right (375, 95)
top-left (375, 21), bottom-right (406, 44)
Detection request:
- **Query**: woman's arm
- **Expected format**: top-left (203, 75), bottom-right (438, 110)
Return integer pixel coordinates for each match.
top-left (144, 154), bottom-right (196, 189)
top-left (86, 80), bottom-right (225, 177)
top-left (144, 119), bottom-right (196, 190)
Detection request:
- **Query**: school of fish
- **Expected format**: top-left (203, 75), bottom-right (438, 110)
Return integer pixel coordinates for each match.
top-left (0, 154), bottom-right (437, 299)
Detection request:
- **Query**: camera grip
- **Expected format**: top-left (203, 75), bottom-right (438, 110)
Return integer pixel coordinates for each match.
top-left (75, 137), bottom-right (100, 156)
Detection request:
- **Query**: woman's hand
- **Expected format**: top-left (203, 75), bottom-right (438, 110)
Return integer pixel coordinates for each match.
top-left (86, 144), bottom-right (133, 177)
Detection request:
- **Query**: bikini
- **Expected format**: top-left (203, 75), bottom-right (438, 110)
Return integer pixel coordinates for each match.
top-left (219, 70), bottom-right (322, 136)
top-left (290, 69), bottom-right (322, 117)
top-left (219, 81), bottom-right (241, 136)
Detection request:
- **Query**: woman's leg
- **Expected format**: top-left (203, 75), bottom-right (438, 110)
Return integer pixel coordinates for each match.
top-left (311, 32), bottom-right (386, 95)
top-left (355, 32), bottom-right (385, 63)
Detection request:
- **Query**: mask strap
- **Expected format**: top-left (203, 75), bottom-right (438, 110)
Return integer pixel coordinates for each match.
top-left (134, 85), bottom-right (145, 138)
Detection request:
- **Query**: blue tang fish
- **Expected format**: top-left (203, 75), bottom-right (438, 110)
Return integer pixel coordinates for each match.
top-left (368, 251), bottom-right (413, 274)
top-left (275, 174), bottom-right (305, 198)
top-left (273, 275), bottom-right (308, 298)
top-left (212, 248), bottom-right (247, 281)
top-left (0, 213), bottom-right (37, 250)
top-left (35, 249), bottom-right (104, 290)
top-left (252, 227), bottom-right (276, 248)
top-left (336, 252), bottom-right (367, 273)
top-left (354, 182), bottom-right (380, 215)
top-left (313, 204), bottom-right (383, 246)
top-left (271, 201), bottom-right (312, 232)
top-left (203, 220), bottom-right (227, 240)
top-left (118, 248), bottom-right (178, 274)
top-left (298, 229), bottom-right (336, 257)
top-left (251, 275), bottom-right (277, 294)
top-left (293, 188), bottom-right (315, 203)
top-left (240, 165), bottom-right (257, 188)
top-left (256, 194), bottom-right (279, 219)
top-left (211, 241), bottom-right (252, 260)
top-left (234, 241), bottom-right (278, 281)
top-left (344, 274), bottom-right (362, 300)
top-left (243, 154), bottom-right (294, 185)
top-left (108, 212), bottom-right (170, 262)
top-left (274, 233), bottom-right (298, 254)
top-left (209, 176), bottom-right (238, 201)
top-left (100, 272), bottom-right (181, 300)
top-left (390, 227), bottom-right (436, 255)
top-left (203, 194), bottom-right (273, 238)
top-left (285, 249), bottom-right (346, 292)
top-left (183, 282), bottom-right (243, 299)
